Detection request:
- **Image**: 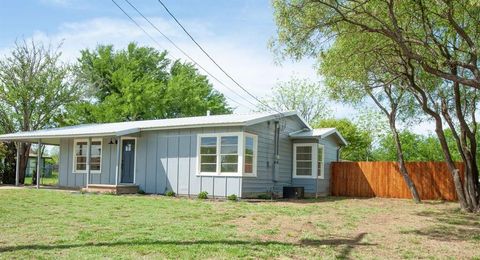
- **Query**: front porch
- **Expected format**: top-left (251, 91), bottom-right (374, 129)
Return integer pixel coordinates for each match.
top-left (82, 184), bottom-right (139, 194)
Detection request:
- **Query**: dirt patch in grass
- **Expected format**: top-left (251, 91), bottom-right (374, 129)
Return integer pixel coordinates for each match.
top-left (233, 198), bottom-right (480, 259)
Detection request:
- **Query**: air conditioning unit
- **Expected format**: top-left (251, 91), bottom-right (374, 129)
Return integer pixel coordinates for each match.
top-left (283, 186), bottom-right (304, 199)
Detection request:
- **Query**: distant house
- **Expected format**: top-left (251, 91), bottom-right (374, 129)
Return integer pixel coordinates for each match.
top-left (25, 151), bottom-right (52, 177)
top-left (0, 112), bottom-right (346, 198)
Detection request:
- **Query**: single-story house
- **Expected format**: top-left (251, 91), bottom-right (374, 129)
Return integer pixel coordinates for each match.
top-left (0, 111), bottom-right (346, 198)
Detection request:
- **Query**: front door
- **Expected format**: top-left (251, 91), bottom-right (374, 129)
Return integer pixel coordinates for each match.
top-left (121, 139), bottom-right (136, 183)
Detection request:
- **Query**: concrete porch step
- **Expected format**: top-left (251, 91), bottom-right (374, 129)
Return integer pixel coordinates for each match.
top-left (82, 184), bottom-right (139, 194)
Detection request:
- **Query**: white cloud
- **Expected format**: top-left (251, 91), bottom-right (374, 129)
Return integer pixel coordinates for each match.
top-left (0, 14), bottom-right (441, 134)
top-left (1, 15), bottom-right (363, 122)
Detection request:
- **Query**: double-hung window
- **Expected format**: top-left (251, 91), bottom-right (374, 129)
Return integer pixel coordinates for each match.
top-left (198, 133), bottom-right (257, 176)
top-left (90, 140), bottom-right (102, 172)
top-left (317, 144), bottom-right (325, 178)
top-left (293, 143), bottom-right (324, 179)
top-left (199, 137), bottom-right (217, 173)
top-left (243, 134), bottom-right (257, 175)
top-left (220, 136), bottom-right (239, 173)
top-left (73, 139), bottom-right (102, 174)
top-left (74, 140), bottom-right (88, 173)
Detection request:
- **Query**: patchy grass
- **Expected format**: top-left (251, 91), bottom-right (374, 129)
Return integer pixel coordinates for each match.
top-left (0, 189), bottom-right (478, 259)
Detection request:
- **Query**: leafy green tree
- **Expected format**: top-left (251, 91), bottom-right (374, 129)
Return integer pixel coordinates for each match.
top-left (271, 0), bottom-right (480, 90)
top-left (373, 131), bottom-right (445, 162)
top-left (163, 61), bottom-right (231, 118)
top-left (315, 118), bottom-right (372, 161)
top-left (258, 76), bottom-right (331, 124)
top-left (64, 43), bottom-right (231, 124)
top-left (271, 0), bottom-right (480, 211)
top-left (372, 130), bottom-right (465, 162)
top-left (0, 40), bottom-right (82, 184)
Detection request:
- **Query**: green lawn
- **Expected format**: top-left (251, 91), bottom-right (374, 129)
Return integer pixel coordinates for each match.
top-left (0, 189), bottom-right (478, 259)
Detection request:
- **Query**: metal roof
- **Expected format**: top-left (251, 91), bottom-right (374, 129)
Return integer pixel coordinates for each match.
top-left (289, 128), bottom-right (348, 146)
top-left (0, 111), bottom-right (306, 143)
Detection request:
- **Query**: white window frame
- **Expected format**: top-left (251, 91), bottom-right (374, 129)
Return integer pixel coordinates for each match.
top-left (89, 139), bottom-right (103, 174)
top-left (196, 132), bottom-right (257, 177)
top-left (73, 138), bottom-right (102, 174)
top-left (293, 143), bottom-right (324, 179)
top-left (243, 133), bottom-right (258, 177)
top-left (317, 144), bottom-right (325, 179)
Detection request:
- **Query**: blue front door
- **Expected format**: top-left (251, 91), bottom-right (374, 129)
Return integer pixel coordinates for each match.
top-left (121, 139), bottom-right (135, 183)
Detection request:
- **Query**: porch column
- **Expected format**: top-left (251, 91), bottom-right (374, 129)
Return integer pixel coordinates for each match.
top-left (15, 142), bottom-right (20, 186)
top-left (86, 137), bottom-right (91, 188)
top-left (115, 138), bottom-right (121, 185)
top-left (36, 139), bottom-right (41, 189)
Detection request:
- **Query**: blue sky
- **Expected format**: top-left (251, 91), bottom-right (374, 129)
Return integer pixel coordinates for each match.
top-left (2, 0), bottom-right (439, 134)
top-left (2, 0), bottom-right (334, 113)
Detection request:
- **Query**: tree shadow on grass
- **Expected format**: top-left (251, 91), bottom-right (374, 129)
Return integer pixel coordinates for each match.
top-left (0, 233), bottom-right (374, 258)
top-left (401, 208), bottom-right (480, 242)
top-left (244, 196), bottom-right (371, 204)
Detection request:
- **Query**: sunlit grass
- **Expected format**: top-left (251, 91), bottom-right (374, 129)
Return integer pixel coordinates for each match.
top-left (0, 189), bottom-right (477, 259)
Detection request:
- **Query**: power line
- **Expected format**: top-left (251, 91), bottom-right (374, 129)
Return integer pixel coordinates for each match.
top-left (111, 0), bottom-right (255, 110)
top-left (155, 0), bottom-right (285, 116)
top-left (122, 0), bottom-right (258, 109)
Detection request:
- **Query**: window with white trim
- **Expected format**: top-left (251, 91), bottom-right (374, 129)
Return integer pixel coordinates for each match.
top-left (197, 133), bottom-right (257, 176)
top-left (90, 140), bottom-right (102, 172)
top-left (74, 140), bottom-right (88, 173)
top-left (293, 144), bottom-right (314, 177)
top-left (73, 139), bottom-right (102, 173)
top-left (293, 143), bottom-right (324, 179)
top-left (317, 144), bottom-right (325, 179)
top-left (243, 134), bottom-right (257, 174)
top-left (220, 136), bottom-right (238, 173)
top-left (199, 137), bottom-right (217, 173)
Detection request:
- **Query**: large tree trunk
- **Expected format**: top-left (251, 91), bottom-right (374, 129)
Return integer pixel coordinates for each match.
top-left (1, 142), bottom-right (17, 184)
top-left (389, 119), bottom-right (421, 203)
top-left (18, 143), bottom-right (31, 185)
top-left (405, 62), bottom-right (474, 212)
top-left (367, 89), bottom-right (421, 203)
top-left (440, 81), bottom-right (480, 212)
top-left (420, 100), bottom-right (470, 210)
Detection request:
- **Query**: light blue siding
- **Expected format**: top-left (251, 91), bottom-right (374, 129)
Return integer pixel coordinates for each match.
top-left (145, 132), bottom-right (158, 193)
top-left (241, 115), bottom-right (306, 197)
top-left (58, 127), bottom-right (244, 197)
top-left (57, 118), bottom-right (340, 198)
top-left (158, 136), bottom-right (168, 193)
top-left (291, 135), bottom-right (341, 196)
top-left (59, 137), bottom-right (117, 188)
top-left (178, 130), bottom-right (191, 195)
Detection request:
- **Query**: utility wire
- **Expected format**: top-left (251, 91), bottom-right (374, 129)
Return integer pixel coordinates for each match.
top-left (111, 0), bottom-right (254, 110)
top-left (156, 0), bottom-right (285, 116)
top-left (122, 0), bottom-right (258, 109)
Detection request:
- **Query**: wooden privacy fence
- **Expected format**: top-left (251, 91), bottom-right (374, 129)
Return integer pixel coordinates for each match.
top-left (331, 161), bottom-right (464, 201)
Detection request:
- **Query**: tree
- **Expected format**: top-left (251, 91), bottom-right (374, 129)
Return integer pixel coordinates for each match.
top-left (372, 130), bottom-right (461, 162)
top-left (258, 77), bottom-right (331, 124)
top-left (0, 40), bottom-right (82, 184)
top-left (272, 0), bottom-right (480, 90)
top-left (64, 43), bottom-right (231, 125)
top-left (315, 118), bottom-right (372, 161)
top-left (272, 0), bottom-right (479, 211)
top-left (163, 61), bottom-right (232, 118)
top-left (306, 21), bottom-right (422, 202)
